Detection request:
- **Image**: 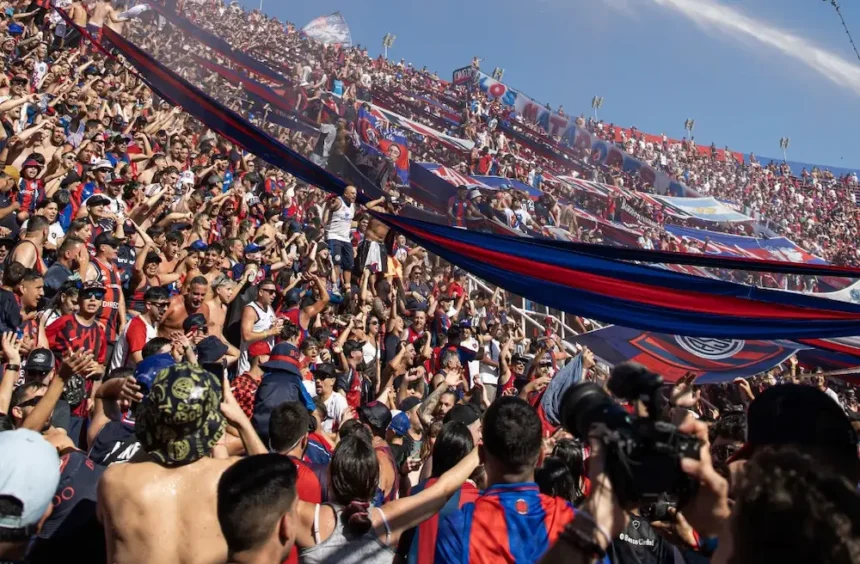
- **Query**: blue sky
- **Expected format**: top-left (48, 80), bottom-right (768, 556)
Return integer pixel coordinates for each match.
top-left (243, 0), bottom-right (860, 170)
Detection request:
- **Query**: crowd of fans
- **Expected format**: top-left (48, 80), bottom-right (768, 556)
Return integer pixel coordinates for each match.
top-left (1, 1), bottom-right (860, 564)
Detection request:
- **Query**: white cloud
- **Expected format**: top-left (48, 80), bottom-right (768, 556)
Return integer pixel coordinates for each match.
top-left (647, 0), bottom-right (860, 95)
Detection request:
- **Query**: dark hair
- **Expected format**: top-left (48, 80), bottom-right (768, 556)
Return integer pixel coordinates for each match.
top-left (26, 216), bottom-right (50, 233)
top-left (165, 231), bottom-right (183, 244)
top-left (551, 439), bottom-right (585, 500)
top-left (712, 413), bottom-right (747, 443)
top-left (57, 236), bottom-right (84, 257)
top-left (2, 262), bottom-right (27, 287)
top-left (52, 189), bottom-right (71, 209)
top-left (188, 276), bottom-right (208, 288)
top-left (536, 457), bottom-right (581, 504)
top-left (143, 286), bottom-right (169, 302)
top-left (0, 496), bottom-right (28, 542)
top-left (731, 445), bottom-right (860, 563)
top-left (482, 396), bottom-right (542, 474)
top-left (142, 337), bottom-right (171, 359)
top-left (280, 321), bottom-right (300, 342)
top-left (10, 381), bottom-right (44, 410)
top-left (20, 269), bottom-right (42, 284)
top-left (338, 419), bottom-right (364, 440)
top-left (330, 434), bottom-right (378, 535)
top-left (269, 402), bottom-right (310, 453)
top-left (217, 454), bottom-right (298, 554)
top-left (67, 220), bottom-right (89, 237)
top-left (431, 421), bottom-right (474, 478)
top-left (208, 243), bottom-right (224, 255)
top-left (146, 225), bottom-right (165, 239)
top-left (104, 366), bottom-right (134, 383)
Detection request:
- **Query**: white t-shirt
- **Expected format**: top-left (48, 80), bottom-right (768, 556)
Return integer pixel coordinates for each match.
top-left (460, 336), bottom-right (480, 384)
top-left (480, 339), bottom-right (501, 385)
top-left (322, 392), bottom-right (348, 433)
top-left (362, 341), bottom-right (379, 365)
top-left (110, 315), bottom-right (156, 371)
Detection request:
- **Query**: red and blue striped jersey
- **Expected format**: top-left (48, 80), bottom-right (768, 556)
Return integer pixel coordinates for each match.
top-left (435, 482), bottom-right (580, 564)
top-left (448, 197), bottom-right (468, 228)
top-left (409, 479), bottom-right (479, 564)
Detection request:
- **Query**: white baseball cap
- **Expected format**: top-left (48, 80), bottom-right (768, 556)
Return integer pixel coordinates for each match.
top-left (0, 429), bottom-right (60, 532)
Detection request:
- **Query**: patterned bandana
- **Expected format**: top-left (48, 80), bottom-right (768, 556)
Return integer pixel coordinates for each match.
top-left (135, 363), bottom-right (226, 466)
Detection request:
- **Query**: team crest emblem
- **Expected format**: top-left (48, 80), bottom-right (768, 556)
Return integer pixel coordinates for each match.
top-left (515, 499), bottom-right (528, 515)
top-left (674, 336), bottom-right (744, 360)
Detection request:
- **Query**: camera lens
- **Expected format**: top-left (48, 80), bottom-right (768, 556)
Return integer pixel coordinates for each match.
top-left (560, 382), bottom-right (632, 439)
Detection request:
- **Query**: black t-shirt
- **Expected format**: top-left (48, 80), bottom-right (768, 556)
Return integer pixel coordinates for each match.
top-left (88, 419), bottom-right (138, 466)
top-left (384, 333), bottom-right (402, 365)
top-left (29, 451), bottom-right (106, 563)
top-left (44, 262), bottom-right (73, 299)
top-left (0, 288), bottom-right (21, 333)
top-left (608, 517), bottom-right (678, 564)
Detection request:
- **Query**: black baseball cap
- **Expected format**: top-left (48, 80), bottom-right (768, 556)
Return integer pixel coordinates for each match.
top-left (24, 348), bottom-right (54, 372)
top-left (93, 232), bottom-right (120, 249)
top-left (144, 252), bottom-right (162, 265)
top-left (343, 340), bottom-right (366, 356)
top-left (358, 401), bottom-right (392, 432)
top-left (399, 397), bottom-right (421, 413)
top-left (312, 363), bottom-right (337, 380)
top-left (182, 313), bottom-right (208, 333)
top-left (444, 403), bottom-right (481, 426)
top-left (87, 194), bottom-right (111, 208)
top-left (729, 385), bottom-right (858, 470)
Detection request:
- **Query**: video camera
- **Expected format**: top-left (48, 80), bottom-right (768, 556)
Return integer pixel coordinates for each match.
top-left (560, 362), bottom-right (700, 508)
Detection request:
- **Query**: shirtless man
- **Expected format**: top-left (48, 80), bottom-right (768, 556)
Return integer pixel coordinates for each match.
top-left (8, 121), bottom-right (70, 169)
top-left (157, 231), bottom-right (183, 276)
top-left (355, 196), bottom-right (402, 276)
top-left (159, 276), bottom-right (210, 337)
top-left (197, 244), bottom-right (225, 300)
top-left (97, 363), bottom-right (266, 564)
top-left (205, 274), bottom-right (242, 344)
top-left (88, 0), bottom-right (128, 37)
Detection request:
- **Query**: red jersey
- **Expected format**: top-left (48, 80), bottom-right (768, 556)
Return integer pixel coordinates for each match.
top-left (92, 258), bottom-right (122, 343)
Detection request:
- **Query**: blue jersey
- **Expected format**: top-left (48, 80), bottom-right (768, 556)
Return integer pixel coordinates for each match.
top-left (436, 482), bottom-right (599, 564)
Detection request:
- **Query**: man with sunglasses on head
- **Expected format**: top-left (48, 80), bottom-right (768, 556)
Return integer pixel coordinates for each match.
top-left (110, 287), bottom-right (169, 371)
top-left (47, 281), bottom-right (108, 390)
top-left (238, 278), bottom-right (283, 374)
top-left (84, 232), bottom-right (126, 360)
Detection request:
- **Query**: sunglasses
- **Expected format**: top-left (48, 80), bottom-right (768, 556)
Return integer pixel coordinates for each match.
top-left (81, 291), bottom-right (106, 300)
top-left (190, 325), bottom-right (209, 335)
top-left (148, 301), bottom-right (170, 310)
top-left (259, 287), bottom-right (277, 295)
top-left (15, 395), bottom-right (41, 409)
top-left (369, 321), bottom-right (380, 326)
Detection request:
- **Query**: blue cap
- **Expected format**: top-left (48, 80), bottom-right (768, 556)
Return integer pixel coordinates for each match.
top-left (244, 243), bottom-right (264, 254)
top-left (189, 240), bottom-right (208, 252)
top-left (388, 412), bottom-right (410, 437)
top-left (285, 288), bottom-right (303, 307)
top-left (134, 353), bottom-right (176, 393)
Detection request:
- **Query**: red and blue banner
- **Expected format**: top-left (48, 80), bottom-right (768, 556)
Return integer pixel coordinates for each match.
top-left (189, 55), bottom-right (319, 136)
top-left (301, 12), bottom-right (353, 47)
top-left (570, 326), bottom-right (799, 384)
top-left (665, 225), bottom-right (827, 265)
top-left (149, 3), bottom-right (287, 84)
top-left (92, 25), bottom-right (860, 341)
top-left (380, 214), bottom-right (860, 340)
top-left (356, 108), bottom-right (409, 184)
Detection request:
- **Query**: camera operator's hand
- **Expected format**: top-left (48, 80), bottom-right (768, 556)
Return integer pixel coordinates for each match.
top-left (670, 372), bottom-right (699, 408)
top-left (650, 507), bottom-right (698, 550)
top-left (581, 437), bottom-right (629, 548)
top-left (581, 347), bottom-right (595, 371)
top-left (677, 417), bottom-right (730, 538)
